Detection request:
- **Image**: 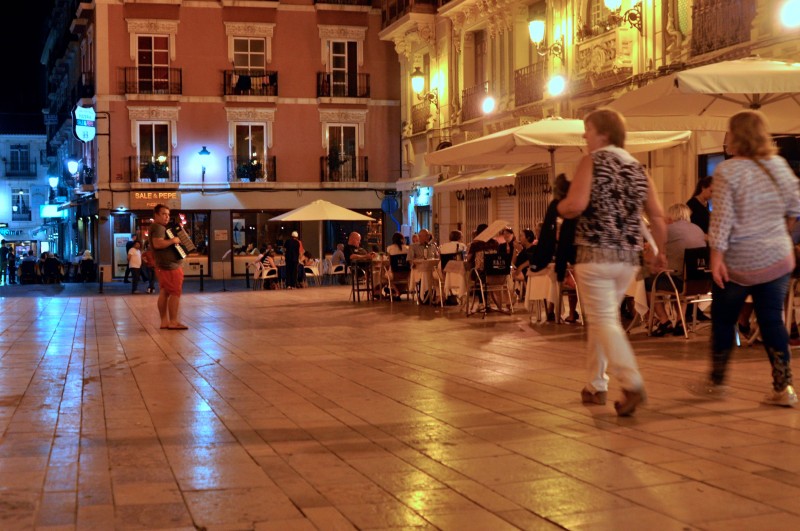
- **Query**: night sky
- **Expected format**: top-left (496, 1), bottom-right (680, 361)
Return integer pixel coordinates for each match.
top-left (2, 1), bottom-right (56, 114)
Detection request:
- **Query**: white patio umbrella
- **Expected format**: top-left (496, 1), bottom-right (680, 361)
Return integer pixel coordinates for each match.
top-left (424, 117), bottom-right (691, 179)
top-left (269, 199), bottom-right (374, 259)
top-left (609, 57), bottom-right (800, 133)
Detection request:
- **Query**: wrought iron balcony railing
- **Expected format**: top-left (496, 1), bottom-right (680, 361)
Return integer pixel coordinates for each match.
top-left (227, 156), bottom-right (277, 182)
top-left (316, 72), bottom-right (370, 98)
top-left (381, 0), bottom-right (438, 28)
top-left (12, 208), bottom-right (31, 222)
top-left (315, 0), bottom-right (373, 5)
top-left (411, 100), bottom-right (430, 134)
top-left (129, 156), bottom-right (180, 183)
top-left (122, 67), bottom-right (182, 95)
top-left (691, 0), bottom-right (755, 57)
top-left (320, 155), bottom-right (368, 182)
top-left (461, 81), bottom-right (489, 123)
top-left (515, 62), bottom-right (545, 108)
top-left (4, 161), bottom-right (38, 178)
top-left (223, 70), bottom-right (278, 97)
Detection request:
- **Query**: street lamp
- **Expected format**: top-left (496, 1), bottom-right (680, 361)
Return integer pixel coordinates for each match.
top-left (781, 0), bottom-right (800, 28)
top-left (410, 66), bottom-right (439, 110)
top-left (48, 176), bottom-right (59, 204)
top-left (547, 75), bottom-right (567, 97)
top-left (198, 146), bottom-right (210, 182)
top-left (604, 0), bottom-right (643, 35)
top-left (67, 159), bottom-right (80, 176)
top-left (528, 20), bottom-right (564, 62)
top-left (481, 96), bottom-right (496, 114)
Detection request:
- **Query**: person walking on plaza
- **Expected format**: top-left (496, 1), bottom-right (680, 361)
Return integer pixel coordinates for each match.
top-left (6, 247), bottom-right (17, 285)
top-left (0, 244), bottom-right (8, 285)
top-left (148, 204), bottom-right (188, 329)
top-left (127, 240), bottom-right (143, 293)
top-left (284, 231), bottom-right (302, 289)
top-left (558, 108), bottom-right (667, 417)
top-left (141, 241), bottom-right (156, 293)
top-left (691, 111), bottom-right (800, 406)
top-left (123, 234), bottom-right (137, 283)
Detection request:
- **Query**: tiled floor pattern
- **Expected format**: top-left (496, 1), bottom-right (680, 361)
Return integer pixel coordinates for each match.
top-left (1, 287), bottom-right (799, 530)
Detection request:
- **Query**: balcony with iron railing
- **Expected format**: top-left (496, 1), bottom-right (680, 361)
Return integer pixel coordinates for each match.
top-left (515, 63), bottom-right (545, 108)
top-left (315, 0), bottom-right (373, 5)
top-left (122, 67), bottom-right (182, 95)
top-left (316, 72), bottom-right (370, 98)
top-left (461, 81), bottom-right (489, 123)
top-left (411, 100), bottom-right (431, 134)
top-left (227, 156), bottom-right (277, 182)
top-left (320, 155), bottom-right (368, 182)
top-left (691, 0), bottom-right (755, 57)
top-left (78, 72), bottom-right (95, 99)
top-left (381, 0), bottom-right (439, 28)
top-left (11, 207), bottom-right (31, 222)
top-left (4, 161), bottom-right (38, 178)
top-left (223, 70), bottom-right (278, 97)
top-left (129, 156), bottom-right (180, 183)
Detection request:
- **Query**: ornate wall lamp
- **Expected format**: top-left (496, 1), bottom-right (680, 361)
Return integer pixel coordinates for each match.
top-left (482, 188), bottom-right (492, 199)
top-left (528, 20), bottom-right (564, 62)
top-left (454, 190), bottom-right (466, 201)
top-left (604, 0), bottom-right (643, 35)
top-left (506, 184), bottom-right (517, 197)
top-left (410, 67), bottom-right (439, 111)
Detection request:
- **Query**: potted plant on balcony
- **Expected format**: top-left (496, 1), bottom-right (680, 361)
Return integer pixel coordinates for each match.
top-left (236, 157), bottom-right (262, 182)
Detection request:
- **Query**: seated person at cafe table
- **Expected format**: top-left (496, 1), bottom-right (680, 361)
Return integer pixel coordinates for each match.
top-left (407, 229), bottom-right (440, 303)
top-left (344, 231), bottom-right (374, 265)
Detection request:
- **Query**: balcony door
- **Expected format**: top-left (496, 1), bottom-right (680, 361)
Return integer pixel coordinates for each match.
top-left (329, 41), bottom-right (357, 97)
top-left (137, 35), bottom-right (169, 93)
top-left (9, 144), bottom-right (30, 175)
top-left (328, 125), bottom-right (357, 180)
top-left (235, 125), bottom-right (266, 181)
top-left (138, 123), bottom-right (170, 181)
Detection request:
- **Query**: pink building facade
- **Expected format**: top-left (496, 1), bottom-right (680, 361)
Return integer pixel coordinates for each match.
top-left (44, 0), bottom-right (400, 280)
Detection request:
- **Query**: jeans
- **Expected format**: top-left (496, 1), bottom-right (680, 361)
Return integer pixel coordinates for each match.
top-left (710, 274), bottom-right (793, 391)
top-left (130, 268), bottom-right (141, 293)
top-left (574, 262), bottom-right (642, 393)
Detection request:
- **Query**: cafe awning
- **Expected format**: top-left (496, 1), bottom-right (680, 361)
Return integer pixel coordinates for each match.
top-left (434, 165), bottom-right (532, 192)
top-left (395, 173), bottom-right (440, 192)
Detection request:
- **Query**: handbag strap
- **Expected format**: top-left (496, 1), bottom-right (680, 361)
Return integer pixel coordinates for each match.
top-left (751, 157), bottom-right (781, 193)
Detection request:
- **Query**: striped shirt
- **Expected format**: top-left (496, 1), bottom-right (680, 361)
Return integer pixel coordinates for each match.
top-left (710, 156), bottom-right (800, 281)
top-left (575, 146), bottom-right (649, 264)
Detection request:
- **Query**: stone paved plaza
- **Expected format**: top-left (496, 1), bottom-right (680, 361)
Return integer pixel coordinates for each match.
top-left (1, 284), bottom-right (799, 530)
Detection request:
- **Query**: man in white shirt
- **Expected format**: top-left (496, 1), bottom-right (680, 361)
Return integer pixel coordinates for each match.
top-left (127, 240), bottom-right (143, 294)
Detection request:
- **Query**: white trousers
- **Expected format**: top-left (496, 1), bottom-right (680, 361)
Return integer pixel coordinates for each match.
top-left (574, 262), bottom-right (643, 393)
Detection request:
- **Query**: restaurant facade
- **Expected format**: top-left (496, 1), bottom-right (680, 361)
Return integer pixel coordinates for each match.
top-left (380, 0), bottom-right (800, 241)
top-left (42, 0), bottom-right (400, 280)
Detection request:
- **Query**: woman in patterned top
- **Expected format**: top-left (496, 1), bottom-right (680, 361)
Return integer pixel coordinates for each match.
top-left (692, 110), bottom-right (800, 406)
top-left (558, 108), bottom-right (667, 417)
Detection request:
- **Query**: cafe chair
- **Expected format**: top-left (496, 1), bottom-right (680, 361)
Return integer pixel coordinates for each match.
top-left (556, 269), bottom-right (584, 325)
top-left (304, 261), bottom-right (321, 287)
top-left (466, 250), bottom-right (514, 319)
top-left (387, 254), bottom-right (413, 302)
top-left (328, 263), bottom-right (346, 285)
top-left (261, 267), bottom-right (279, 289)
top-left (648, 246), bottom-right (712, 338)
top-left (251, 261), bottom-right (265, 290)
top-left (349, 263), bottom-right (373, 302)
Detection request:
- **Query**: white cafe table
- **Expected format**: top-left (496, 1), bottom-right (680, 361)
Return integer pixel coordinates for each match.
top-left (443, 259), bottom-right (467, 298)
top-left (411, 259), bottom-right (440, 303)
top-left (525, 266), bottom-right (559, 313)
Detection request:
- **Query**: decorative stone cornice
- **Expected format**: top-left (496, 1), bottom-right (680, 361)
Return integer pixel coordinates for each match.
top-left (442, 0), bottom-right (513, 38)
top-left (318, 25), bottom-right (367, 42)
top-left (318, 109), bottom-right (368, 149)
top-left (127, 106), bottom-right (180, 148)
top-left (225, 107), bottom-right (276, 122)
top-left (225, 107), bottom-right (276, 149)
top-left (128, 106), bottom-right (180, 122)
top-left (224, 22), bottom-right (276, 63)
top-left (126, 19), bottom-right (179, 61)
top-left (318, 25), bottom-right (368, 67)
